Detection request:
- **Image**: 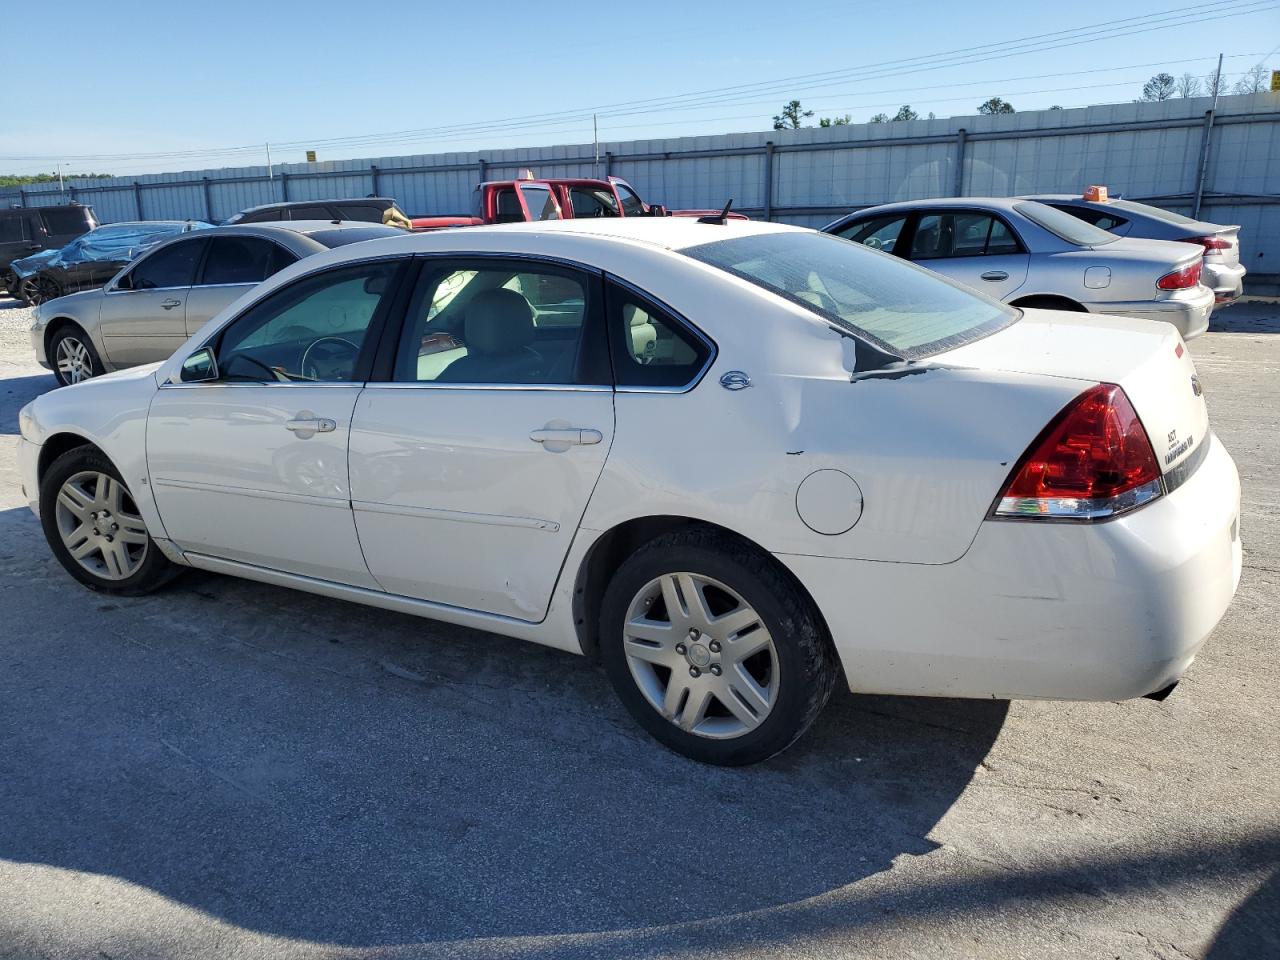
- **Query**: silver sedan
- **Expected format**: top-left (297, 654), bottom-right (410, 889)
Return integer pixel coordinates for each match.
top-left (824, 198), bottom-right (1215, 338)
top-left (30, 221), bottom-right (404, 386)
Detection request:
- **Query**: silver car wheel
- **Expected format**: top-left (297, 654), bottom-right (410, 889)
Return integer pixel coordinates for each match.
top-left (622, 572), bottom-right (779, 739)
top-left (54, 471), bottom-right (149, 581)
top-left (55, 336), bottom-right (94, 384)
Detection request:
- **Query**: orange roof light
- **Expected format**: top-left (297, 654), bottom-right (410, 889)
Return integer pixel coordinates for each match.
top-left (517, 169), bottom-right (536, 181)
top-left (1083, 185), bottom-right (1110, 202)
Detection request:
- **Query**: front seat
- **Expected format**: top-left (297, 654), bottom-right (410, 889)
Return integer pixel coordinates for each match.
top-left (437, 288), bottom-right (544, 383)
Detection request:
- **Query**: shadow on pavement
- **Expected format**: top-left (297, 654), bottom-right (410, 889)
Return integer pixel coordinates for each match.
top-left (0, 504), bottom-right (1008, 948)
top-left (1206, 867), bottom-right (1280, 959)
top-left (1209, 301), bottom-right (1280, 334)
top-left (0, 373), bottom-right (56, 434)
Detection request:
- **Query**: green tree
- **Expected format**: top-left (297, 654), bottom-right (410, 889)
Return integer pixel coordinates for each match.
top-left (869, 112), bottom-right (889, 123)
top-left (1048, 104), bottom-right (1064, 110)
top-left (819, 113), bottom-right (852, 127)
top-left (892, 105), bottom-right (919, 121)
top-left (772, 99), bottom-right (814, 130)
top-left (1140, 72), bottom-right (1175, 101)
top-left (0, 172), bottom-right (111, 187)
top-left (977, 97), bottom-right (1015, 115)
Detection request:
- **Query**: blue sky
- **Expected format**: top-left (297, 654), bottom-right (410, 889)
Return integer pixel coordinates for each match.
top-left (2, 0), bottom-right (1276, 176)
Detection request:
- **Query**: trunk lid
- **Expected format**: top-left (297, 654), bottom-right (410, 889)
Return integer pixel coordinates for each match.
top-left (938, 308), bottom-right (1208, 475)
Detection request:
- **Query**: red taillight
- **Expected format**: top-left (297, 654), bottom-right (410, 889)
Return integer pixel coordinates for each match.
top-left (1182, 235), bottom-right (1232, 252)
top-left (1156, 260), bottom-right (1202, 290)
top-left (993, 383), bottom-right (1162, 520)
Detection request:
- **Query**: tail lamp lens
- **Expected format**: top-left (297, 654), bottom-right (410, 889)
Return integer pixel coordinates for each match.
top-left (1183, 235), bottom-right (1232, 252)
top-left (1157, 260), bottom-right (1203, 290)
top-left (993, 383), bottom-right (1162, 520)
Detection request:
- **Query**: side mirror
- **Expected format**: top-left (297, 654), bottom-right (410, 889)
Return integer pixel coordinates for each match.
top-left (179, 347), bottom-right (219, 383)
top-left (648, 204), bottom-right (669, 217)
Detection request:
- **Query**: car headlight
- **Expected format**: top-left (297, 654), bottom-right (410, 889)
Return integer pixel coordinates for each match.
top-left (18, 402), bottom-right (38, 442)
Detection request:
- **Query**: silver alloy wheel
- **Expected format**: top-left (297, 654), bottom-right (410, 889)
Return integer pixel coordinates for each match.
top-left (55, 335), bottom-right (94, 384)
top-left (622, 572), bottom-right (779, 739)
top-left (54, 471), bottom-right (149, 581)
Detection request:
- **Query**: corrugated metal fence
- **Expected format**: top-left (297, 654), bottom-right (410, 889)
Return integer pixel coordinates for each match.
top-left (7, 92), bottom-right (1279, 283)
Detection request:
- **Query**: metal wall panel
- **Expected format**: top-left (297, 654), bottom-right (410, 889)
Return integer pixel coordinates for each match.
top-left (9, 94), bottom-right (1278, 281)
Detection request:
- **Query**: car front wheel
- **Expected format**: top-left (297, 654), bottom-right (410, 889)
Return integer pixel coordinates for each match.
top-left (599, 528), bottom-right (839, 765)
top-left (40, 446), bottom-right (181, 596)
top-left (49, 325), bottom-right (103, 386)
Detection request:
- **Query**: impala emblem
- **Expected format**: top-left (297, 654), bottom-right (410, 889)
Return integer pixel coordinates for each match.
top-left (720, 370), bottom-right (752, 391)
top-left (1190, 375), bottom-right (1203, 397)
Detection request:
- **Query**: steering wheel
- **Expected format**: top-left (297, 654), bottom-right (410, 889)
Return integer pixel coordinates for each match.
top-left (300, 336), bottom-right (360, 381)
top-left (864, 236), bottom-right (883, 250)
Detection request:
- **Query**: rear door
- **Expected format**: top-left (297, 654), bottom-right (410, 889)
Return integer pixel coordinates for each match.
top-left (0, 213), bottom-right (35, 271)
top-left (184, 234), bottom-right (298, 336)
top-left (348, 256), bottom-right (613, 619)
top-left (98, 236), bottom-right (208, 366)
top-left (907, 210), bottom-right (1030, 300)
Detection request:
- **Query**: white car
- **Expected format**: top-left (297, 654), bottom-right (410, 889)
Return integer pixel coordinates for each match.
top-left (17, 218), bottom-right (1242, 765)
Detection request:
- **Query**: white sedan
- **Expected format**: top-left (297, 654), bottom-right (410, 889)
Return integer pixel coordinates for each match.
top-left (16, 218), bottom-right (1242, 765)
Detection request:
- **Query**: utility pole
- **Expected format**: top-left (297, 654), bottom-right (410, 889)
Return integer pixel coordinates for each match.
top-left (1192, 53), bottom-right (1223, 219)
top-left (57, 162), bottom-right (65, 193)
top-left (593, 114), bottom-right (600, 179)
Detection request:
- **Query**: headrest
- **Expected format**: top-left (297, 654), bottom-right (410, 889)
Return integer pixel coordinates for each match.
top-left (464, 289), bottom-right (535, 356)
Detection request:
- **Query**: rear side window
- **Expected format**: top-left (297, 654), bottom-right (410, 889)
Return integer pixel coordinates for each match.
top-left (40, 207), bottom-right (94, 236)
top-left (0, 215), bottom-right (25, 243)
top-left (334, 204), bottom-right (383, 223)
top-left (201, 236), bottom-right (292, 285)
top-left (910, 212), bottom-right (1022, 259)
top-left (130, 238), bottom-right (207, 289)
top-left (607, 282), bottom-right (712, 389)
top-left (286, 205), bottom-right (335, 221)
top-left (494, 189), bottom-right (523, 223)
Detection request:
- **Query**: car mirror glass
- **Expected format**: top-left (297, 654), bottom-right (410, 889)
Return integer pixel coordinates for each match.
top-left (179, 347), bottom-right (219, 383)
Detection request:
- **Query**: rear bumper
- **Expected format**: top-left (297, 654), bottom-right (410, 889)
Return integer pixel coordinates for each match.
top-left (1204, 261), bottom-right (1246, 303)
top-left (1089, 285), bottom-right (1215, 339)
top-left (779, 433), bottom-right (1241, 702)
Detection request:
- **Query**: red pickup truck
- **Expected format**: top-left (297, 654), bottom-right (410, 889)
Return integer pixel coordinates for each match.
top-left (410, 174), bottom-right (743, 230)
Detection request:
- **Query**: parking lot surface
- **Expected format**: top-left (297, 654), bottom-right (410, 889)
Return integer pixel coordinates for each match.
top-left (0, 297), bottom-right (1276, 960)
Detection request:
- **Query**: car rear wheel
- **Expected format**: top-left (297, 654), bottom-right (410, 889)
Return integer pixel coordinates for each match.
top-left (40, 447), bottom-right (181, 596)
top-left (599, 528), bottom-right (839, 765)
top-left (49, 325), bottom-right (103, 386)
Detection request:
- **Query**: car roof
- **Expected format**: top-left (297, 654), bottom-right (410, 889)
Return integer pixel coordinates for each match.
top-left (213, 220), bottom-right (397, 238)
top-left (459, 215), bottom-right (801, 250)
top-left (852, 197), bottom-right (1034, 213)
top-left (233, 198), bottom-right (396, 215)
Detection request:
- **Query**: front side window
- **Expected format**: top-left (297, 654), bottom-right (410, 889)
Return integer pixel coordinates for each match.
top-left (518, 184), bottom-right (561, 221)
top-left (494, 189), bottom-right (523, 223)
top-left (569, 187), bottom-right (619, 218)
top-left (215, 260), bottom-right (399, 382)
top-left (614, 182), bottom-right (645, 217)
top-left (608, 282), bottom-right (711, 388)
top-left (685, 231), bottom-right (1016, 359)
top-left (201, 236), bottom-right (294, 285)
top-left (0, 216), bottom-right (24, 243)
top-left (334, 203), bottom-right (383, 223)
top-left (394, 261), bottom-right (594, 385)
top-left (833, 214), bottom-right (907, 253)
top-left (129, 238), bottom-right (207, 289)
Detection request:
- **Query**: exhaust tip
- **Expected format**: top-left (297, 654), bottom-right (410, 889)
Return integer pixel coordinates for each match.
top-left (1144, 681), bottom-right (1179, 702)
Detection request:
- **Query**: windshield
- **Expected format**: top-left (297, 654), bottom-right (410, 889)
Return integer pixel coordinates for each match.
top-left (685, 231), bottom-right (1017, 359)
top-left (1014, 201), bottom-right (1118, 246)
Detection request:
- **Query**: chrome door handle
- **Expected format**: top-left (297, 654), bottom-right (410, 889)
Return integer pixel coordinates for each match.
top-left (161, 298), bottom-right (182, 309)
top-left (284, 417), bottom-right (337, 438)
top-left (529, 427), bottom-right (603, 446)
top-left (980, 271), bottom-right (1009, 282)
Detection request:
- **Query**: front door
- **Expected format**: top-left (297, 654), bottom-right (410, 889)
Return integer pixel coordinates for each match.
top-left (515, 181), bottom-right (564, 222)
top-left (349, 257), bottom-right (613, 620)
top-left (905, 211), bottom-right (1030, 300)
top-left (148, 257), bottom-right (406, 587)
top-left (98, 236), bottom-right (208, 367)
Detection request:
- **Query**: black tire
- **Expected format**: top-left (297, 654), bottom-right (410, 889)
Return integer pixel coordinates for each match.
top-left (40, 446), bottom-right (182, 597)
top-left (22, 274), bottom-right (63, 306)
top-left (599, 527), bottom-right (839, 765)
top-left (48, 323), bottom-right (104, 386)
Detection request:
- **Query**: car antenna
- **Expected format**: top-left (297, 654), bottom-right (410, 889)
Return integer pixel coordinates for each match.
top-left (697, 199), bottom-right (734, 225)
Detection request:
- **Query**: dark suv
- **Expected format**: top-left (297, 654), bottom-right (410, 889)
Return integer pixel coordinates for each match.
top-left (0, 204), bottom-right (99, 297)
top-left (224, 197), bottom-right (411, 227)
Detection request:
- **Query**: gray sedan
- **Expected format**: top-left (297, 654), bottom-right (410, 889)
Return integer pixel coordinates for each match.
top-left (29, 221), bottom-right (404, 386)
top-left (1022, 194), bottom-right (1246, 305)
top-left (823, 198), bottom-right (1215, 338)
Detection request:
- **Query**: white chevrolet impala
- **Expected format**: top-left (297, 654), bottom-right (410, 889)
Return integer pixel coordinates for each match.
top-left (17, 218), bottom-right (1242, 765)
